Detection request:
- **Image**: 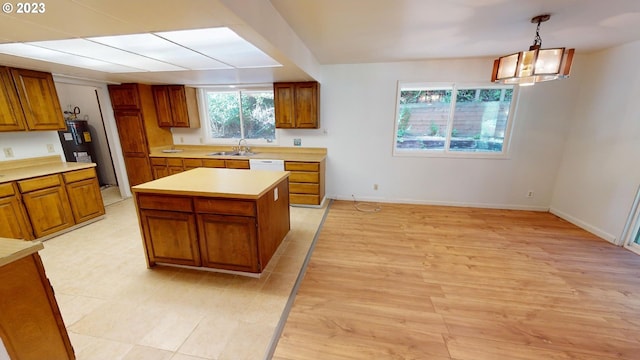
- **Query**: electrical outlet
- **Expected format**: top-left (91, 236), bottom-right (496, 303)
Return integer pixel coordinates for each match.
top-left (527, 190), bottom-right (534, 198)
top-left (180, 137), bottom-right (184, 143)
top-left (46, 144), bottom-right (55, 153)
top-left (293, 138), bottom-right (302, 146)
top-left (3, 147), bottom-right (14, 158)
top-left (373, 184), bottom-right (379, 190)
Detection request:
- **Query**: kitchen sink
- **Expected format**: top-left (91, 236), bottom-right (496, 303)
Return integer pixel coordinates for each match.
top-left (206, 151), bottom-right (255, 156)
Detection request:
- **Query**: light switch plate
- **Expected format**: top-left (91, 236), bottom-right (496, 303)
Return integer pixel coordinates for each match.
top-left (3, 147), bottom-right (13, 158)
top-left (293, 138), bottom-right (301, 146)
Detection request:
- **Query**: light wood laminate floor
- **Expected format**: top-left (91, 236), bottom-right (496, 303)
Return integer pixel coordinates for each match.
top-left (38, 198), bottom-right (328, 360)
top-left (273, 200), bottom-right (640, 359)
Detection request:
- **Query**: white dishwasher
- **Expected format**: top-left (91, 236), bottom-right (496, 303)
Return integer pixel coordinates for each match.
top-left (249, 159), bottom-right (285, 171)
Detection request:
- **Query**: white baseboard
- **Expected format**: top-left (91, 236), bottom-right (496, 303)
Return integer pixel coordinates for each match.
top-left (549, 207), bottom-right (618, 244)
top-left (329, 195), bottom-right (550, 212)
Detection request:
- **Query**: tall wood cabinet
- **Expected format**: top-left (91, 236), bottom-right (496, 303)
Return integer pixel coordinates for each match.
top-left (108, 83), bottom-right (173, 186)
top-left (0, 66), bottom-right (66, 132)
top-left (274, 81), bottom-right (319, 129)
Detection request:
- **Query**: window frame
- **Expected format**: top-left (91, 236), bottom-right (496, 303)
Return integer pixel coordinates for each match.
top-left (199, 85), bottom-right (278, 145)
top-left (392, 81), bottom-right (519, 159)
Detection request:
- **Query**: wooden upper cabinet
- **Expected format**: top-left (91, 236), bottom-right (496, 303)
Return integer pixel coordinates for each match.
top-left (0, 67), bottom-right (27, 132)
top-left (274, 81), bottom-right (319, 129)
top-left (152, 85), bottom-right (200, 128)
top-left (9, 68), bottom-right (66, 131)
top-left (108, 83), bottom-right (141, 110)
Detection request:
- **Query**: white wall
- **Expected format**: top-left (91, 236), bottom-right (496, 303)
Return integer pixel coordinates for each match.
top-left (54, 81), bottom-right (118, 185)
top-left (0, 131), bottom-right (64, 161)
top-left (551, 41), bottom-right (640, 243)
top-left (317, 58), bottom-right (582, 210)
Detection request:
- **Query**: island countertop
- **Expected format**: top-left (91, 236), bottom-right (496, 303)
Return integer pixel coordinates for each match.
top-left (131, 167), bottom-right (290, 199)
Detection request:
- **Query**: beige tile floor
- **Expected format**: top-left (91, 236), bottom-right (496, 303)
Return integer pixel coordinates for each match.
top-left (38, 197), bottom-right (328, 360)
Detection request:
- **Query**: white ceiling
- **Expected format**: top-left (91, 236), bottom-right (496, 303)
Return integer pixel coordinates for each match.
top-left (1, 0), bottom-right (639, 85)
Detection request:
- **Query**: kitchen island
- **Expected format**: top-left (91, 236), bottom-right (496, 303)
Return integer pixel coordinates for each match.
top-left (131, 167), bottom-right (290, 275)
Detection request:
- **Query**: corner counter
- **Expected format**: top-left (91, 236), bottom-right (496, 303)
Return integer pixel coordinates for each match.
top-left (131, 168), bottom-right (291, 275)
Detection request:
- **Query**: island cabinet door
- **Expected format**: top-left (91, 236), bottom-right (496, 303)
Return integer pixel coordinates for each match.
top-left (197, 214), bottom-right (259, 273)
top-left (140, 210), bottom-right (200, 267)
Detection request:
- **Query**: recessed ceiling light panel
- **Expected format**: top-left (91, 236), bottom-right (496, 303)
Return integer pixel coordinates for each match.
top-left (29, 38), bottom-right (186, 72)
top-left (88, 33), bottom-right (232, 70)
top-left (156, 28), bottom-right (281, 68)
top-left (0, 42), bottom-right (143, 72)
top-left (0, 27), bottom-right (280, 73)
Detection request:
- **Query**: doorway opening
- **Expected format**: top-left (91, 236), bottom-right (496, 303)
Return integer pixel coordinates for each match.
top-left (623, 184), bottom-right (640, 255)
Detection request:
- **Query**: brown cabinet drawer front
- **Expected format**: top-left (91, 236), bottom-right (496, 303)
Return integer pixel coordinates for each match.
top-left (225, 159), bottom-right (250, 169)
top-left (166, 158), bottom-right (183, 167)
top-left (18, 174), bottom-right (61, 192)
top-left (0, 182), bottom-right (15, 197)
top-left (290, 194), bottom-right (320, 205)
top-left (138, 194), bottom-right (193, 212)
top-left (183, 159), bottom-right (203, 169)
top-left (202, 159), bottom-right (226, 168)
top-left (285, 162), bottom-right (319, 172)
top-left (150, 157), bottom-right (167, 166)
top-left (195, 198), bottom-right (256, 216)
top-left (62, 168), bottom-right (96, 183)
top-left (290, 182), bottom-right (319, 195)
top-left (289, 171), bottom-right (319, 183)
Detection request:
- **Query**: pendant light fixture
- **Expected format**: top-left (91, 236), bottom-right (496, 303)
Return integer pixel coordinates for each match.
top-left (491, 14), bottom-right (574, 86)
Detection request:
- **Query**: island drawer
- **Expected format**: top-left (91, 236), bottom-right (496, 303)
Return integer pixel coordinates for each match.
top-left (285, 162), bottom-right (319, 172)
top-left (195, 198), bottom-right (256, 216)
top-left (18, 174), bottom-right (62, 193)
top-left (137, 194), bottom-right (193, 212)
top-left (63, 168), bottom-right (96, 183)
top-left (0, 182), bottom-right (15, 197)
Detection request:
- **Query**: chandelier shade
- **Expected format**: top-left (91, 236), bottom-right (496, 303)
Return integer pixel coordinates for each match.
top-left (491, 15), bottom-right (575, 86)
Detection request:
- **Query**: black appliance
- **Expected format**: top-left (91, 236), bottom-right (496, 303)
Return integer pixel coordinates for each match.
top-left (58, 119), bottom-right (97, 164)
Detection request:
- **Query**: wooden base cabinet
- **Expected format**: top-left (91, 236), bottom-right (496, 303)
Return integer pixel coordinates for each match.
top-left (140, 209), bottom-right (200, 267)
top-left (0, 253), bottom-right (75, 360)
top-left (0, 183), bottom-right (33, 240)
top-left (285, 160), bottom-right (325, 206)
top-left (198, 214), bottom-right (258, 272)
top-left (134, 173), bottom-right (290, 274)
top-left (18, 175), bottom-right (75, 238)
top-left (63, 168), bottom-right (105, 223)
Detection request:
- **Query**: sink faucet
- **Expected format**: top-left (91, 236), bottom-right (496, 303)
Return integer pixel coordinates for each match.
top-left (238, 138), bottom-right (249, 154)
